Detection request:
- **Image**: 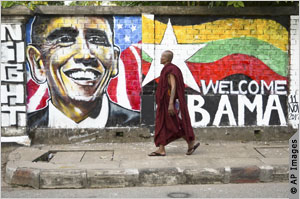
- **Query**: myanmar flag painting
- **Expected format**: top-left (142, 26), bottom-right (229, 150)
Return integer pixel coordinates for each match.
top-left (141, 15), bottom-right (289, 127)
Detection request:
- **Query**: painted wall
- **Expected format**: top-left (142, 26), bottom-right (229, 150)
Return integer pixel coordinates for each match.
top-left (1, 24), bottom-right (26, 127)
top-left (142, 15), bottom-right (296, 127)
top-left (1, 10), bottom-right (299, 143)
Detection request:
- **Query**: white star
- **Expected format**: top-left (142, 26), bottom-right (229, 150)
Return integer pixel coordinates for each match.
top-left (117, 24), bottom-right (123, 29)
top-left (124, 35), bottom-right (130, 42)
top-left (131, 25), bottom-right (137, 32)
top-left (142, 19), bottom-right (206, 92)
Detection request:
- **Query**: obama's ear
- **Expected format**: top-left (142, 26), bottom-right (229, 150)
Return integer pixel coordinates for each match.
top-left (111, 46), bottom-right (120, 77)
top-left (26, 45), bottom-right (47, 84)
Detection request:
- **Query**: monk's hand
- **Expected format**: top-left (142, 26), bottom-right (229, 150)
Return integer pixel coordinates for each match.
top-left (168, 103), bottom-right (175, 116)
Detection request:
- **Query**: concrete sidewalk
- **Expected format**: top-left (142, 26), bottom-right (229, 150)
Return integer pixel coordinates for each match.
top-left (4, 140), bottom-right (289, 189)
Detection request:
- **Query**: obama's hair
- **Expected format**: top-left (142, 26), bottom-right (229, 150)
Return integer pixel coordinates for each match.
top-left (29, 15), bottom-right (115, 49)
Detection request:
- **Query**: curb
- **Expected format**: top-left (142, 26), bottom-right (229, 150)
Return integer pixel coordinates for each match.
top-left (4, 143), bottom-right (289, 189)
top-left (6, 164), bottom-right (289, 189)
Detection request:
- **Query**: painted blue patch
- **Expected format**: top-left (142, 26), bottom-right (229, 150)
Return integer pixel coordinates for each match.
top-left (114, 16), bottom-right (141, 52)
top-left (26, 17), bottom-right (35, 44)
top-left (25, 17), bottom-right (35, 72)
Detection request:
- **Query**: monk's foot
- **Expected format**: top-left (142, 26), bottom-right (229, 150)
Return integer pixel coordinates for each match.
top-left (188, 140), bottom-right (195, 150)
top-left (186, 142), bottom-right (200, 155)
top-left (148, 150), bottom-right (166, 156)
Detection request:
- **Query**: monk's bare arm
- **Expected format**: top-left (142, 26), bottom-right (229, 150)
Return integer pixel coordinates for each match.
top-left (168, 74), bottom-right (176, 115)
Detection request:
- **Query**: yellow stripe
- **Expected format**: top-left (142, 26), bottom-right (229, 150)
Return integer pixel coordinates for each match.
top-left (142, 15), bottom-right (167, 44)
top-left (142, 17), bottom-right (288, 51)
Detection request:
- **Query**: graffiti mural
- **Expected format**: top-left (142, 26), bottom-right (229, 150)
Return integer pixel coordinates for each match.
top-left (26, 16), bottom-right (141, 128)
top-left (1, 24), bottom-right (26, 127)
top-left (142, 15), bottom-right (289, 127)
top-left (0, 11), bottom-right (296, 135)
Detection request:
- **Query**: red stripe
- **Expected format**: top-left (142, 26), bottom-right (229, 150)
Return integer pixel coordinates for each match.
top-left (186, 54), bottom-right (287, 85)
top-left (35, 89), bottom-right (49, 110)
top-left (131, 46), bottom-right (142, 111)
top-left (121, 47), bottom-right (141, 110)
top-left (26, 79), bottom-right (40, 104)
top-left (142, 60), bottom-right (151, 76)
top-left (107, 77), bottom-right (118, 103)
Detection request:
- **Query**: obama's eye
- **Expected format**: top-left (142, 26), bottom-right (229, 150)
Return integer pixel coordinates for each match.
top-left (46, 27), bottom-right (79, 46)
top-left (86, 29), bottom-right (111, 47)
top-left (87, 35), bottom-right (110, 46)
top-left (56, 35), bottom-right (76, 46)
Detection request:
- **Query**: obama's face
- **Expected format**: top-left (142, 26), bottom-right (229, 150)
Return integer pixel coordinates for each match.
top-left (27, 17), bottom-right (119, 120)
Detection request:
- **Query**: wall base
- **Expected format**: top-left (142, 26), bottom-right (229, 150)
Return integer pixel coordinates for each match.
top-left (194, 126), bottom-right (296, 142)
top-left (27, 126), bottom-right (296, 145)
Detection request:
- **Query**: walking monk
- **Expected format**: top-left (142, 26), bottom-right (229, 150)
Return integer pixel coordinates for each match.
top-left (148, 50), bottom-right (200, 156)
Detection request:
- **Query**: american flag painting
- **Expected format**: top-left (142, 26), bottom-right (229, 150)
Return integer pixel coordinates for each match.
top-left (26, 16), bottom-right (142, 113)
top-left (107, 16), bottom-right (142, 111)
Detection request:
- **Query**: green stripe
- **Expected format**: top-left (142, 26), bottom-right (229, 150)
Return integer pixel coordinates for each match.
top-left (142, 51), bottom-right (153, 63)
top-left (187, 37), bottom-right (288, 77)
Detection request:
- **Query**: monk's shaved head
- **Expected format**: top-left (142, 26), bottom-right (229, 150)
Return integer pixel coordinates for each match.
top-left (160, 50), bottom-right (174, 65)
top-left (163, 50), bottom-right (173, 62)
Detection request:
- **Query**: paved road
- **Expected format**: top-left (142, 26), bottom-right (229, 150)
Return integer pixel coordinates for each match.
top-left (2, 183), bottom-right (289, 198)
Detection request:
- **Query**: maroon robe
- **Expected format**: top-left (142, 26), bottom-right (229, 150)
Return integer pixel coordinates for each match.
top-left (154, 63), bottom-right (195, 147)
